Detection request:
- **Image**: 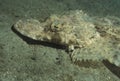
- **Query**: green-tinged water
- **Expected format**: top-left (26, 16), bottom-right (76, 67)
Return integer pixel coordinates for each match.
top-left (0, 0), bottom-right (120, 81)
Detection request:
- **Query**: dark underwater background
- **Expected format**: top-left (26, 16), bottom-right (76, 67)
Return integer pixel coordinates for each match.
top-left (0, 0), bottom-right (120, 81)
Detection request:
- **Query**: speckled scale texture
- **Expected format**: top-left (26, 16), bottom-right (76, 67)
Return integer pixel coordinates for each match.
top-left (14, 10), bottom-right (120, 67)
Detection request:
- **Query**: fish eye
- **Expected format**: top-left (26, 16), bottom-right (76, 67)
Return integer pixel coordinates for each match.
top-left (54, 26), bottom-right (59, 28)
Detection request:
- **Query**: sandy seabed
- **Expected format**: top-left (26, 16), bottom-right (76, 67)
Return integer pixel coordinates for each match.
top-left (0, 0), bottom-right (120, 81)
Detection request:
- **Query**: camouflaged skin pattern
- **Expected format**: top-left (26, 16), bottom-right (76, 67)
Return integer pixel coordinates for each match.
top-left (14, 10), bottom-right (120, 67)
